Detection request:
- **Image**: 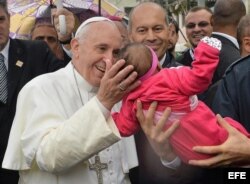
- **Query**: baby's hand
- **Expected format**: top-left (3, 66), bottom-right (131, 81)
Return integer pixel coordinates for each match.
top-left (201, 36), bottom-right (222, 51)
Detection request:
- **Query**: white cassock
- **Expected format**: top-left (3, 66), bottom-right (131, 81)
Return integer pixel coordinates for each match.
top-left (2, 63), bottom-right (138, 184)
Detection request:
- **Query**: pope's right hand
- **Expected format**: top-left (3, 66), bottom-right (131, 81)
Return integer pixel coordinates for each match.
top-left (97, 58), bottom-right (140, 110)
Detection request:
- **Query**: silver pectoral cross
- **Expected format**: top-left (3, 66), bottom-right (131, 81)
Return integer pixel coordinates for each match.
top-left (89, 155), bottom-right (108, 184)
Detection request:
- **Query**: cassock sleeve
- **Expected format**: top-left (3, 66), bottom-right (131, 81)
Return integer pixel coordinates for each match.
top-left (2, 80), bottom-right (121, 173)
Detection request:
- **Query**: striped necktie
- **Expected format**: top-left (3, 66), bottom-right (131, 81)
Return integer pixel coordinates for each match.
top-left (0, 53), bottom-right (7, 103)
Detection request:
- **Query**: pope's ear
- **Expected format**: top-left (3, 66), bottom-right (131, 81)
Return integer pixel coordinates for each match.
top-left (70, 38), bottom-right (80, 54)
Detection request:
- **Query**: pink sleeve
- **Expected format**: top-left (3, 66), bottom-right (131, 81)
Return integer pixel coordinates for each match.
top-left (165, 42), bottom-right (220, 96)
top-left (112, 96), bottom-right (140, 137)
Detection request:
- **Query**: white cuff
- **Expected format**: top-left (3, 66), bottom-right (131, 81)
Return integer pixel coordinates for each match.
top-left (160, 156), bottom-right (181, 170)
top-left (94, 97), bottom-right (110, 119)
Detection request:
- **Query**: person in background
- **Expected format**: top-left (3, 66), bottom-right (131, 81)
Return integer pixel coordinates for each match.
top-left (51, 7), bottom-right (75, 58)
top-left (196, 0), bottom-right (246, 112)
top-left (127, 2), bottom-right (209, 184)
top-left (108, 15), bottom-right (130, 48)
top-left (167, 17), bottom-right (179, 58)
top-left (30, 19), bottom-right (68, 62)
top-left (0, 2), bottom-right (74, 183)
top-left (177, 6), bottom-right (213, 66)
top-left (237, 14), bottom-right (250, 57)
top-left (2, 16), bottom-right (140, 184)
top-left (128, 3), bottom-right (179, 184)
top-left (211, 0), bottom-right (246, 84)
top-left (128, 2), bottom-right (180, 69)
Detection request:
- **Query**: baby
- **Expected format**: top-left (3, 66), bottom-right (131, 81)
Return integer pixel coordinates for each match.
top-left (112, 38), bottom-right (250, 163)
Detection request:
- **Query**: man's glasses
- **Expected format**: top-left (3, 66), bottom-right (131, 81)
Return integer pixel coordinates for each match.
top-left (185, 21), bottom-right (210, 29)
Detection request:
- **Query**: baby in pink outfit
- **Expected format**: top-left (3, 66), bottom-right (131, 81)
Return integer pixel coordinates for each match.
top-left (112, 38), bottom-right (250, 163)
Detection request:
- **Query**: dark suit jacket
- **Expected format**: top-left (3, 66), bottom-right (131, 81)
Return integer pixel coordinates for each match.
top-left (162, 52), bottom-right (182, 68)
top-left (213, 55), bottom-right (250, 131)
top-left (0, 38), bottom-right (69, 183)
top-left (211, 34), bottom-right (241, 84)
top-left (199, 34), bottom-right (241, 107)
top-left (176, 48), bottom-right (193, 67)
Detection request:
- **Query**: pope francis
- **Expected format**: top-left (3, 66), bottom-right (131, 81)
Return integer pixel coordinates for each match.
top-left (2, 17), bottom-right (140, 184)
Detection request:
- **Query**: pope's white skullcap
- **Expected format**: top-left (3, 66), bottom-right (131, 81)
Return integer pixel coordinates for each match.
top-left (75, 16), bottom-right (112, 38)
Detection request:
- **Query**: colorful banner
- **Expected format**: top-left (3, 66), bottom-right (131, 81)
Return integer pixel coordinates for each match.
top-left (7, 0), bottom-right (125, 39)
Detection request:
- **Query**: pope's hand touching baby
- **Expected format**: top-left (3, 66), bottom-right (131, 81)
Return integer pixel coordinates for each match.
top-left (97, 58), bottom-right (141, 110)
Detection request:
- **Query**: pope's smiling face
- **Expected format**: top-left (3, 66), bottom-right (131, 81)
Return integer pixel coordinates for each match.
top-left (71, 21), bottom-right (122, 87)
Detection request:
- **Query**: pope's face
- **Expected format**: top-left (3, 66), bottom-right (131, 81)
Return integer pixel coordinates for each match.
top-left (0, 7), bottom-right (10, 51)
top-left (72, 21), bottom-right (121, 87)
top-left (129, 4), bottom-right (169, 61)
